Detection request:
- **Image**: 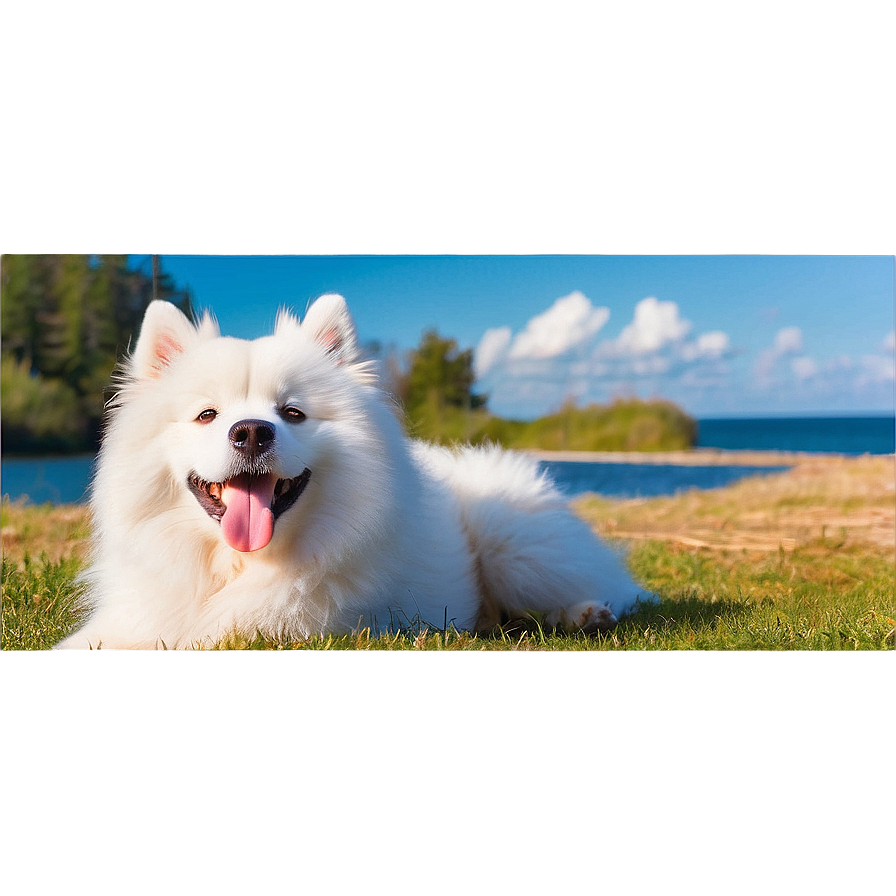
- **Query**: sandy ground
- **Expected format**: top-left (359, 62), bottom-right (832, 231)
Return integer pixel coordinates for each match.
top-left (526, 448), bottom-right (851, 466)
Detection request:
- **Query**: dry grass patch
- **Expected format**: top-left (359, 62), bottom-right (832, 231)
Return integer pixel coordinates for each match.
top-left (1, 501), bottom-right (91, 565)
top-left (572, 454), bottom-right (894, 649)
top-left (576, 454), bottom-right (895, 557)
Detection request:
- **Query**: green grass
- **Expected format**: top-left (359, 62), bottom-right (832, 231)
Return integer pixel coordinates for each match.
top-left (1, 555), bottom-right (90, 650)
top-left (208, 536), bottom-right (894, 650)
top-left (2, 455), bottom-right (893, 651)
top-left (4, 548), bottom-right (893, 652)
top-left (4, 544), bottom-right (889, 650)
top-left (615, 540), bottom-right (894, 650)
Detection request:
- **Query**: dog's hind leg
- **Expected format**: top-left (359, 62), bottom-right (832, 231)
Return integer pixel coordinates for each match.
top-left (439, 447), bottom-right (647, 633)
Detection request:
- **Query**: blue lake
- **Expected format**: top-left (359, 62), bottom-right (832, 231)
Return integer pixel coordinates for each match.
top-left (1, 454), bottom-right (789, 504)
top-left (2, 455), bottom-right (97, 504)
top-left (542, 460), bottom-right (790, 499)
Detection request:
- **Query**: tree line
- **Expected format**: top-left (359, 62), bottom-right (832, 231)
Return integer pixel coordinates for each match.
top-left (2, 255), bottom-right (194, 453)
top-left (1, 255), bottom-right (695, 455)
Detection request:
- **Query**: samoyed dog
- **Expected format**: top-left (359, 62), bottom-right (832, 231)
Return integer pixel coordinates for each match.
top-left (57, 295), bottom-right (649, 648)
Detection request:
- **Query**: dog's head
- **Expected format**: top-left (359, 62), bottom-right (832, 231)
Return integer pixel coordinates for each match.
top-left (106, 294), bottom-right (388, 555)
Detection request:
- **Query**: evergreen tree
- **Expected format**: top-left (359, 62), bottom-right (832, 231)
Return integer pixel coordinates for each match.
top-left (1, 254), bottom-right (194, 453)
top-left (402, 329), bottom-right (486, 415)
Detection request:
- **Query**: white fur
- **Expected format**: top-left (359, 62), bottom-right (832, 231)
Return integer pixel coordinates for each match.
top-left (57, 295), bottom-right (650, 649)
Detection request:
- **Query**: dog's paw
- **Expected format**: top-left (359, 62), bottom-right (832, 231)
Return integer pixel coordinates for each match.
top-left (546, 601), bottom-right (617, 634)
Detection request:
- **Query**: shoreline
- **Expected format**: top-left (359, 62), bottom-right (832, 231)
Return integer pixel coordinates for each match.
top-left (524, 448), bottom-right (886, 466)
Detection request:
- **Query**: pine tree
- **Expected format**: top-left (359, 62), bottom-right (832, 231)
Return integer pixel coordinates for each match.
top-left (1, 254), bottom-right (194, 452)
top-left (402, 329), bottom-right (486, 415)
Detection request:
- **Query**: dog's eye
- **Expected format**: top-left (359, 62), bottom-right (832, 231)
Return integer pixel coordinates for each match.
top-left (197, 408), bottom-right (218, 424)
top-left (280, 406), bottom-right (306, 423)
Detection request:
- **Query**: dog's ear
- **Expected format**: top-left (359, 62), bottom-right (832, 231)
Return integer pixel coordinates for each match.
top-left (130, 301), bottom-right (218, 380)
top-left (300, 293), bottom-right (360, 364)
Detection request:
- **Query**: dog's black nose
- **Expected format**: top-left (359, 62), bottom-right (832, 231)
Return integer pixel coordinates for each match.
top-left (229, 419), bottom-right (275, 459)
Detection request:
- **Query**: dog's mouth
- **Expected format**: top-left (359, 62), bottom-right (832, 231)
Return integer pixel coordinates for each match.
top-left (188, 469), bottom-right (311, 553)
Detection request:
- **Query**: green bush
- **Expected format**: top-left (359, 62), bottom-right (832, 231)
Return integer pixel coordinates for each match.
top-left (405, 398), bottom-right (696, 452)
top-left (0, 356), bottom-right (87, 453)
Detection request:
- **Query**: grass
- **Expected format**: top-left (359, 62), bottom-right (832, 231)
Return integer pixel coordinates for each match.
top-left (2, 454), bottom-right (893, 650)
top-left (1, 555), bottom-right (90, 650)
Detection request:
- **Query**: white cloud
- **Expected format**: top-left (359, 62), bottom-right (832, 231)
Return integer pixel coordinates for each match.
top-left (791, 356), bottom-right (819, 381)
top-left (696, 331), bottom-right (731, 358)
top-left (507, 291), bottom-right (610, 360)
top-left (754, 326), bottom-right (806, 381)
top-left (474, 292), bottom-right (735, 418)
top-left (748, 327), bottom-right (894, 409)
top-left (852, 334), bottom-right (895, 387)
top-left (603, 299), bottom-right (731, 377)
top-left (681, 330), bottom-right (730, 362)
top-left (474, 326), bottom-right (512, 378)
top-left (614, 296), bottom-right (691, 355)
top-left (859, 353), bottom-right (895, 383)
top-left (774, 326), bottom-right (803, 355)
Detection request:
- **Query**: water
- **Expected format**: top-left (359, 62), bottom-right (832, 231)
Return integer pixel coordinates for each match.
top-left (0, 453), bottom-right (787, 504)
top-left (1, 455), bottom-right (96, 504)
top-left (2, 456), bottom-right (785, 504)
top-left (541, 461), bottom-right (790, 499)
top-left (697, 415), bottom-right (894, 455)
top-left (2, 415), bottom-right (892, 504)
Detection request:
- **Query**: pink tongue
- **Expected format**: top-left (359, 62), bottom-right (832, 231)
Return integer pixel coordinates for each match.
top-left (221, 473), bottom-right (276, 552)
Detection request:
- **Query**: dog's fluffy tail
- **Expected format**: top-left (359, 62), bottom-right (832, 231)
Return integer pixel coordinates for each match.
top-left (413, 443), bottom-right (649, 629)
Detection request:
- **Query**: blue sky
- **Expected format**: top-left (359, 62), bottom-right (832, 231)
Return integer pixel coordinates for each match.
top-left (5, 3), bottom-right (892, 426)
top-left (148, 255), bottom-right (894, 420)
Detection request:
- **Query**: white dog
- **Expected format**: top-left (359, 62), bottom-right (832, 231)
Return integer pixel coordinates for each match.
top-left (57, 295), bottom-right (648, 648)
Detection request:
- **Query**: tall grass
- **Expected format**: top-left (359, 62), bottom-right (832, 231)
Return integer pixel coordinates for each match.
top-left (408, 397), bottom-right (696, 452)
top-left (1, 555), bottom-right (89, 650)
